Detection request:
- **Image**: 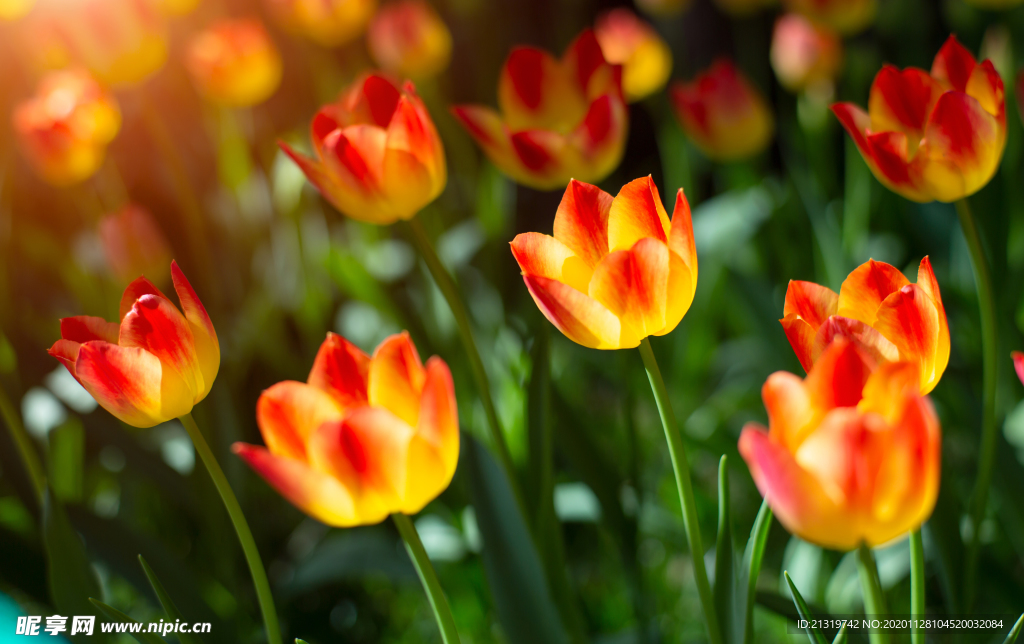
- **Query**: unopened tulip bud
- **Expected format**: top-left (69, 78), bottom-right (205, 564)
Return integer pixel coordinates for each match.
top-left (368, 0), bottom-right (452, 80)
top-left (771, 14), bottom-right (842, 93)
top-left (186, 19), bottom-right (283, 108)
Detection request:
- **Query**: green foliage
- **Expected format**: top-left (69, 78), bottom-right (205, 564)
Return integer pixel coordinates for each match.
top-left (138, 555), bottom-right (201, 644)
top-left (89, 599), bottom-right (166, 644)
top-left (43, 490), bottom-right (104, 643)
top-left (784, 572), bottom-right (828, 644)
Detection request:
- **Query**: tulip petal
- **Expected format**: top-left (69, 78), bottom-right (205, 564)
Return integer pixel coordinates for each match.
top-left (564, 29), bottom-right (608, 95)
top-left (812, 316), bottom-right (899, 367)
top-left (858, 360), bottom-right (922, 423)
top-left (965, 60), bottom-right (1004, 120)
top-left (523, 274), bottom-right (627, 349)
top-left (233, 443), bottom-right (365, 527)
top-left (873, 284), bottom-right (945, 394)
top-left (119, 275), bottom-right (170, 322)
top-left (668, 188), bottom-right (697, 289)
top-left (76, 341), bottom-right (193, 428)
top-left (386, 91), bottom-right (444, 181)
top-left (256, 381), bottom-right (344, 461)
top-left (450, 104), bottom-right (506, 152)
top-left (919, 90), bottom-right (1004, 202)
top-left (831, 102), bottom-right (873, 157)
top-left (325, 125), bottom-right (386, 190)
top-left (363, 74), bottom-right (401, 128)
top-left (588, 238), bottom-right (669, 340)
top-left (119, 293), bottom-right (203, 399)
top-left (931, 35), bottom-right (976, 93)
top-left (308, 332), bottom-right (370, 410)
top-left (552, 179), bottom-right (612, 268)
top-left (761, 371), bottom-right (816, 450)
top-left (48, 339), bottom-right (83, 379)
top-left (783, 280), bottom-right (839, 327)
top-left (60, 315), bottom-right (120, 344)
top-left (510, 232), bottom-right (593, 293)
top-left (171, 261), bottom-right (219, 401)
top-left (780, 314), bottom-right (819, 373)
top-left (368, 332), bottom-right (426, 428)
top-left (499, 46), bottom-right (582, 131)
top-left (803, 339), bottom-right (873, 410)
top-left (656, 250), bottom-right (695, 337)
top-left (1014, 351), bottom-right (1024, 387)
top-left (868, 65), bottom-right (943, 138)
top-left (418, 357), bottom-right (460, 479)
top-left (836, 259), bottom-right (910, 325)
top-left (510, 129), bottom-right (563, 174)
top-left (607, 175), bottom-right (670, 252)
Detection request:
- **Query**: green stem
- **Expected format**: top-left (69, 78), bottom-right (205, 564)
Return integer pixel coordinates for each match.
top-left (637, 338), bottom-right (722, 644)
top-left (179, 413), bottom-right (280, 644)
top-left (0, 382), bottom-right (46, 504)
top-left (856, 543), bottom-right (889, 644)
top-left (910, 530), bottom-right (925, 644)
top-left (405, 216), bottom-right (520, 505)
top-left (955, 197), bottom-right (998, 612)
top-left (392, 513), bottom-right (461, 644)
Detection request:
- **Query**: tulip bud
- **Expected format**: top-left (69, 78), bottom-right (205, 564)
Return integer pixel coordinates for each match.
top-left (594, 8), bottom-right (673, 103)
top-left (770, 14), bottom-right (842, 94)
top-left (186, 19), bottom-right (283, 108)
top-left (265, 0), bottom-right (376, 47)
top-left (98, 205), bottom-right (173, 284)
top-left (49, 262), bottom-right (220, 428)
top-left (669, 59), bottom-right (774, 162)
top-left (281, 74), bottom-right (446, 225)
top-left (13, 69), bottom-right (121, 187)
top-left (368, 0), bottom-right (452, 80)
top-left (782, 0), bottom-right (876, 35)
top-left (234, 332), bottom-right (459, 526)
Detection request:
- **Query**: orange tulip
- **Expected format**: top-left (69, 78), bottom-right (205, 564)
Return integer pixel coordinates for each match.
top-left (594, 8), bottom-right (673, 103)
top-left (99, 204), bottom-right (173, 284)
top-left (0, 0), bottom-right (33, 21)
top-left (770, 14), bottom-right (843, 93)
top-left (635, 0), bottom-right (691, 17)
top-left (13, 69), bottom-right (121, 187)
top-left (186, 19), bottom-right (283, 108)
top-left (451, 29), bottom-right (627, 190)
top-left (48, 262), bottom-right (220, 428)
top-left (739, 340), bottom-right (941, 549)
top-left (780, 257), bottom-right (949, 394)
top-left (669, 59), bottom-right (775, 161)
top-left (233, 332), bottom-right (459, 527)
top-left (280, 73), bottom-right (446, 225)
top-left (368, 0), bottom-right (452, 80)
top-left (782, 0), bottom-right (876, 35)
top-left (832, 35), bottom-right (1006, 203)
top-left (511, 176), bottom-right (697, 350)
top-left (265, 0), bottom-right (376, 47)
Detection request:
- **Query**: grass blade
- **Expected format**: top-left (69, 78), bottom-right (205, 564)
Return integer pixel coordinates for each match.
top-left (138, 555), bottom-right (201, 644)
top-left (832, 622), bottom-right (848, 644)
top-left (89, 598), bottom-right (166, 644)
top-left (742, 500), bottom-right (773, 644)
top-left (784, 571), bottom-right (828, 644)
top-left (1004, 613), bottom-right (1024, 643)
top-left (713, 455), bottom-right (737, 644)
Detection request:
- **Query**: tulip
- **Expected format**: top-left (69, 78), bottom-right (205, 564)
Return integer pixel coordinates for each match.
top-left (280, 73), bottom-right (446, 225)
top-left (510, 176), bottom-right (697, 350)
top-left (98, 204), bottom-right (173, 284)
top-left (635, 0), bottom-right (691, 17)
top-left (0, 0), bottom-right (33, 21)
top-left (265, 0), bottom-right (376, 47)
top-left (48, 262), bottom-right (220, 428)
top-left (594, 8), bottom-right (673, 103)
top-left (13, 69), bottom-right (121, 187)
top-left (669, 59), bottom-right (775, 162)
top-left (832, 35), bottom-right (1006, 203)
top-left (36, 0), bottom-right (168, 87)
top-left (782, 0), bottom-right (876, 35)
top-left (186, 19), bottom-right (283, 108)
top-left (1013, 351), bottom-right (1024, 386)
top-left (770, 14), bottom-right (843, 93)
top-left (780, 257), bottom-right (949, 394)
top-left (368, 0), bottom-right (452, 80)
top-left (739, 340), bottom-right (941, 550)
top-left (451, 29), bottom-right (628, 190)
top-left (233, 332), bottom-right (459, 527)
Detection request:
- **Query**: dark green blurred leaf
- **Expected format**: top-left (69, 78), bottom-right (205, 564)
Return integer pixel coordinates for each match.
top-left (48, 419), bottom-right (84, 503)
top-left (43, 491), bottom-right (103, 643)
top-left (463, 434), bottom-right (568, 644)
top-left (89, 598), bottom-right (166, 644)
top-left (1006, 614), bottom-right (1024, 644)
top-left (287, 526), bottom-right (415, 596)
top-left (713, 455), bottom-right (739, 644)
top-left (0, 329), bottom-right (15, 374)
top-left (139, 555), bottom-right (201, 644)
top-left (295, 640), bottom-right (309, 644)
top-left (783, 572), bottom-right (828, 644)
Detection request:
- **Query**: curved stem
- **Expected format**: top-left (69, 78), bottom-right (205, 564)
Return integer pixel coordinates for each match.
top-left (393, 513), bottom-right (461, 643)
top-left (910, 530), bottom-right (925, 644)
top-left (955, 197), bottom-right (997, 612)
top-left (0, 382), bottom-right (45, 504)
top-left (179, 413), bottom-right (280, 644)
top-left (405, 217), bottom-right (520, 505)
top-left (856, 543), bottom-right (889, 644)
top-left (637, 338), bottom-right (723, 644)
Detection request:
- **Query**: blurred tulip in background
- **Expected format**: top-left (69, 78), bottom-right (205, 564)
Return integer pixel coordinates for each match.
top-left (594, 8), bottom-right (673, 103)
top-left (770, 13), bottom-right (842, 94)
top-left (0, 0), bottom-right (32, 21)
top-left (186, 19), bottom-right (284, 108)
top-left (98, 205), bottom-right (173, 285)
top-left (368, 0), bottom-right (452, 80)
top-left (266, 0), bottom-right (377, 47)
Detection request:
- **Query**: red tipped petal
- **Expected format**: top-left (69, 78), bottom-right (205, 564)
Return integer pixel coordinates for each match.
top-left (783, 280), bottom-right (839, 328)
top-left (60, 316), bottom-right (119, 344)
top-left (523, 273), bottom-right (627, 349)
top-left (368, 332), bottom-right (427, 428)
top-left (552, 179), bottom-right (613, 268)
top-left (607, 175), bottom-right (670, 252)
top-left (308, 332), bottom-right (370, 410)
top-left (837, 259), bottom-right (911, 325)
top-left (48, 339), bottom-right (83, 379)
top-left (931, 34), bottom-right (977, 93)
top-left (256, 381), bottom-right (344, 461)
top-left (119, 275), bottom-right (170, 323)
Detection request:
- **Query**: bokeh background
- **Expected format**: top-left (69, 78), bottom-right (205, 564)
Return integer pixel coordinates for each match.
top-left (2, 0), bottom-right (1024, 642)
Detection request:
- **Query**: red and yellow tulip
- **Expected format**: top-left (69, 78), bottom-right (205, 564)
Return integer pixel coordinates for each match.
top-left (186, 19), bottom-right (283, 108)
top-left (780, 257), bottom-right (949, 394)
top-left (13, 69), bottom-right (121, 187)
top-left (49, 262), bottom-right (220, 428)
top-left (739, 340), bottom-right (941, 549)
top-left (782, 0), bottom-right (876, 35)
top-left (368, 0), bottom-right (452, 80)
top-left (594, 8), bottom-right (673, 103)
top-left (280, 73), bottom-right (447, 225)
top-left (771, 14), bottom-right (843, 93)
top-left (832, 35), bottom-right (1006, 203)
top-left (669, 59), bottom-right (775, 162)
top-left (98, 204), bottom-right (173, 285)
top-left (233, 332), bottom-right (459, 527)
top-left (265, 0), bottom-right (376, 47)
top-left (451, 29), bottom-right (627, 190)
top-left (511, 176), bottom-right (697, 350)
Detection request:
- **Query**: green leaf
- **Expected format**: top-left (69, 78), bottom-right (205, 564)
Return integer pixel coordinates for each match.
top-left (741, 501), bottom-right (772, 644)
top-left (139, 555), bottom-right (202, 644)
top-left (784, 572), bottom-right (828, 644)
top-left (1005, 613), bottom-right (1024, 644)
top-left (831, 621), bottom-right (848, 644)
top-left (295, 640), bottom-right (310, 644)
top-left (89, 598), bottom-right (167, 644)
top-left (713, 455), bottom-right (738, 644)
top-left (43, 490), bottom-right (103, 642)
top-left (48, 419), bottom-right (84, 503)
top-left (462, 435), bottom-right (569, 644)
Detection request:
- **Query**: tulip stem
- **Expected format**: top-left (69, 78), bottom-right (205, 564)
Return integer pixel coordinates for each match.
top-left (910, 529), bottom-right (925, 644)
top-left (0, 382), bottom-right (46, 505)
top-left (637, 338), bottom-right (723, 644)
top-left (392, 513), bottom-right (461, 643)
top-left (955, 197), bottom-right (997, 612)
top-left (856, 543), bottom-right (889, 644)
top-left (405, 216), bottom-right (520, 504)
top-left (179, 413), bottom-right (281, 644)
